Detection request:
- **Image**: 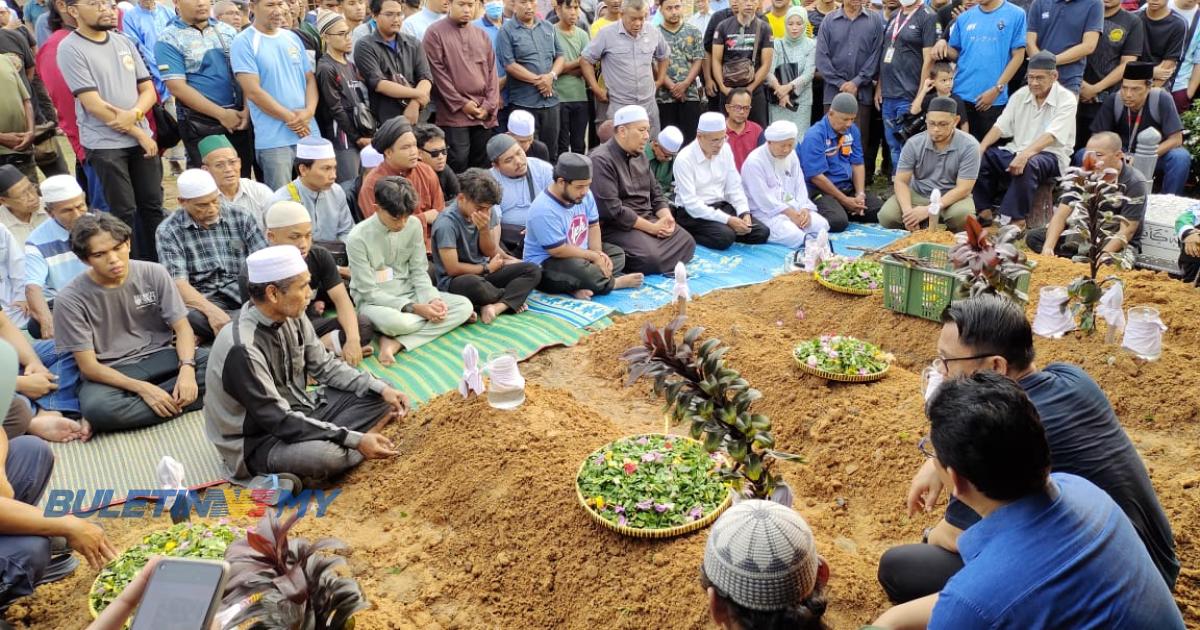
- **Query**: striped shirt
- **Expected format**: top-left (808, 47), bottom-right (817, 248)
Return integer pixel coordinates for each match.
top-left (24, 218), bottom-right (87, 302)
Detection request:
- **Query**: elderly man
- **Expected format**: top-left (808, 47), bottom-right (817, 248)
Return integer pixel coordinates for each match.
top-left (497, 0), bottom-right (564, 161)
top-left (1089, 62), bottom-right (1190, 195)
top-left (157, 170), bottom-right (268, 344)
top-left (580, 0), bottom-right (670, 133)
top-left (348, 176), bottom-right (473, 365)
top-left (973, 51), bottom-right (1076, 227)
top-left (359, 118), bottom-right (444, 253)
top-left (0, 166), bottom-right (48, 245)
top-left (523, 153), bottom-right (645, 299)
top-left (423, 0), bottom-right (500, 171)
top-left (488, 134), bottom-right (555, 257)
top-left (24, 176), bottom-right (90, 341)
top-left (798, 93), bottom-right (882, 232)
top-left (505, 109), bottom-right (552, 163)
top-left (205, 245), bottom-right (408, 486)
top-left (591, 105), bottom-right (697, 274)
top-left (673, 112), bottom-right (770, 250)
top-left (270, 137), bottom-right (355, 261)
top-left (879, 97), bottom-right (979, 232)
top-left (54, 214), bottom-right (206, 433)
top-left (214, 0), bottom-right (244, 28)
top-left (1026, 132), bottom-right (1145, 259)
top-left (742, 120), bottom-right (831, 249)
top-left (200, 135), bottom-right (275, 229)
top-left (647, 126), bottom-right (684, 198)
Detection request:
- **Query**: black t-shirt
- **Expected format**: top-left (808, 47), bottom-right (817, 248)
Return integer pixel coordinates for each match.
top-left (809, 5), bottom-right (838, 37)
top-left (1083, 9), bottom-right (1145, 89)
top-left (238, 245), bottom-right (343, 311)
top-left (1140, 11), bottom-right (1187, 64)
top-left (703, 7), bottom-right (735, 50)
top-left (1091, 87), bottom-right (1183, 158)
top-left (526, 139), bottom-right (551, 163)
top-left (713, 15), bottom-right (772, 65)
top-left (436, 166), bottom-right (459, 204)
top-left (918, 90), bottom-right (968, 119)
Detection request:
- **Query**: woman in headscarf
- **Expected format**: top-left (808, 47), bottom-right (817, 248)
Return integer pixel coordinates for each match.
top-left (765, 6), bottom-right (816, 137)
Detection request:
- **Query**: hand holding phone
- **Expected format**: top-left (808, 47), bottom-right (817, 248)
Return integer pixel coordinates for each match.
top-left (87, 557), bottom-right (229, 630)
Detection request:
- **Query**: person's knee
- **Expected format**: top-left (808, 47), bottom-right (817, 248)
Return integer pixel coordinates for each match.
top-left (1024, 228), bottom-right (1047, 253)
top-left (878, 198), bottom-right (903, 229)
top-left (0, 535), bottom-right (52, 605)
top-left (707, 227), bottom-right (736, 250)
top-left (355, 314), bottom-right (376, 344)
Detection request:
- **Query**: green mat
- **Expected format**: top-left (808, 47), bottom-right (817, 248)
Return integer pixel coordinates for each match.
top-left (361, 310), bottom-right (603, 405)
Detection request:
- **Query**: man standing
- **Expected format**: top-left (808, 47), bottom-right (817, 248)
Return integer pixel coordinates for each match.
top-left (424, 0), bottom-right (500, 172)
top-left (814, 0), bottom-right (884, 150)
top-left (59, 0), bottom-right (165, 261)
top-left (402, 0), bottom-right (447, 40)
top-left (232, 0), bottom-right (320, 190)
top-left (590, 105), bottom-right (696, 274)
top-left (1140, 0), bottom-right (1187, 88)
top-left (199, 135), bottom-right (275, 228)
top-left (581, 0), bottom-right (670, 133)
top-left (798, 93), bottom-right (882, 232)
top-left (1077, 0), bottom-right (1144, 144)
top-left (157, 0), bottom-right (253, 172)
top-left (723, 88), bottom-right (762, 170)
top-left (554, 0), bottom-right (590, 155)
top-left (205, 245), bottom-right (406, 485)
top-left (877, 0), bottom-right (939, 170)
top-left (156, 170), bottom-right (267, 344)
top-left (353, 0), bottom-right (432, 126)
top-left (673, 112), bottom-right (770, 250)
top-left (270, 137), bottom-right (355, 252)
top-left (657, 0), bottom-right (704, 145)
top-left (358, 118), bottom-right (445, 251)
top-left (0, 166), bottom-right (47, 245)
top-left (0, 53), bottom-right (34, 183)
top-left (1025, 0), bottom-right (1102, 93)
top-left (880, 97), bottom-right (979, 232)
top-left (711, 0), bottom-right (774, 127)
top-left (933, 0), bottom-right (1027, 139)
top-left (973, 51), bottom-right (1076, 227)
top-left (54, 214), bottom-right (206, 433)
top-left (742, 120), bottom-right (832, 249)
top-left (487, 134), bottom-right (554, 257)
top-left (23, 176), bottom-right (89, 341)
top-left (498, 0), bottom-right (564, 161)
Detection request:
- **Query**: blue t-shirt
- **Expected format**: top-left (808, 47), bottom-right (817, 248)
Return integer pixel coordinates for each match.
top-left (948, 0), bottom-right (1027, 105)
top-left (798, 116), bottom-right (863, 190)
top-left (523, 189), bottom-right (599, 265)
top-left (931, 473), bottom-right (1185, 630)
top-left (231, 27), bottom-right (318, 150)
top-left (1027, 0), bottom-right (1103, 91)
top-left (156, 17), bottom-right (241, 109)
top-left (492, 157), bottom-right (555, 227)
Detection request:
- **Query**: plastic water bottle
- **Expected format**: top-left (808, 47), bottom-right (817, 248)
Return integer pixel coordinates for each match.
top-left (1131, 127), bottom-right (1161, 187)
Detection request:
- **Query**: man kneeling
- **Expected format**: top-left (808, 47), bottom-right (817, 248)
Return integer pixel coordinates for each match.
top-left (205, 246), bottom-right (409, 485)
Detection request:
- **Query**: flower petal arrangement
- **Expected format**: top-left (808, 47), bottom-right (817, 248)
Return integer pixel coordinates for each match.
top-left (89, 521), bottom-right (242, 618)
top-left (793, 335), bottom-right (893, 382)
top-left (814, 256), bottom-right (883, 295)
top-left (576, 434), bottom-right (731, 538)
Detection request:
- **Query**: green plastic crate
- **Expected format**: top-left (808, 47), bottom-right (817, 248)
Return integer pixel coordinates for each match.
top-left (880, 243), bottom-right (1031, 321)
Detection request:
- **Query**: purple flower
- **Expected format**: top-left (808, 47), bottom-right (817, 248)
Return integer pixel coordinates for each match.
top-left (828, 350), bottom-right (839, 359)
top-left (858, 368), bottom-right (869, 375)
top-left (654, 502), bottom-right (673, 513)
top-left (806, 356), bottom-right (818, 368)
top-left (618, 515), bottom-right (628, 526)
top-left (636, 437), bottom-right (649, 445)
top-left (593, 455), bottom-right (605, 466)
top-left (868, 281), bottom-right (878, 290)
top-left (636, 499), bottom-right (654, 511)
top-left (689, 506), bottom-right (704, 520)
top-left (641, 451), bottom-right (664, 463)
top-left (613, 505), bottom-right (625, 514)
top-left (203, 530), bottom-right (214, 538)
top-left (860, 271), bottom-right (871, 279)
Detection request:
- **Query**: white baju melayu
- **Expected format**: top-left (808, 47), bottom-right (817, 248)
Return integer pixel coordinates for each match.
top-left (741, 144), bottom-right (829, 248)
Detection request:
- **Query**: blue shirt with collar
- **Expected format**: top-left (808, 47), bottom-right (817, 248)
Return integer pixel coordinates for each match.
top-left (1027, 0), bottom-right (1104, 91)
top-left (496, 17), bottom-right (562, 108)
top-left (930, 473), bottom-right (1185, 630)
top-left (798, 116), bottom-right (863, 190)
top-left (156, 16), bottom-right (241, 109)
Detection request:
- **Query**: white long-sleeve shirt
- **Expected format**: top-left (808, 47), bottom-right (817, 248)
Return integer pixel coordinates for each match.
top-left (741, 144), bottom-right (817, 221)
top-left (672, 141), bottom-right (750, 224)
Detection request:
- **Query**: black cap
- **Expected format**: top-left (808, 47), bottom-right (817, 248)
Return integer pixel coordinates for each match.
top-left (0, 165), bottom-right (25, 195)
top-left (1123, 61), bottom-right (1154, 82)
top-left (553, 153), bottom-right (592, 182)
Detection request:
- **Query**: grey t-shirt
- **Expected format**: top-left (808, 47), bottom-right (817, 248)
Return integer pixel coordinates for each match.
top-left (57, 31), bottom-right (152, 151)
top-left (897, 129), bottom-right (981, 198)
top-left (53, 260), bottom-right (187, 367)
top-left (429, 203), bottom-right (500, 291)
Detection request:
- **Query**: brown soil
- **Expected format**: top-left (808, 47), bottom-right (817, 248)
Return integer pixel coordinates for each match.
top-left (8, 236), bottom-right (1199, 629)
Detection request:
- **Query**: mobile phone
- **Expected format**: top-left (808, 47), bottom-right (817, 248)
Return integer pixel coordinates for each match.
top-left (129, 558), bottom-right (229, 630)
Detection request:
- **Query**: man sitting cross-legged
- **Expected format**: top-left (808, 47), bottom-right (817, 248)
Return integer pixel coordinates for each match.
top-left (52, 215), bottom-right (207, 433)
top-left (0, 312), bottom-right (88, 443)
top-left (156, 169), bottom-right (267, 344)
top-left (432, 169), bottom-right (542, 324)
top-left (348, 176), bottom-right (474, 365)
top-left (741, 120), bottom-right (831, 249)
top-left (487, 134), bottom-right (555, 257)
top-left (798, 93), bottom-right (883, 232)
top-left (205, 245), bottom-right (409, 486)
top-left (524, 153), bottom-right (644, 299)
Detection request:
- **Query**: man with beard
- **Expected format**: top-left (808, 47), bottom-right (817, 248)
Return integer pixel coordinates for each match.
top-left (487, 134), bottom-right (554, 257)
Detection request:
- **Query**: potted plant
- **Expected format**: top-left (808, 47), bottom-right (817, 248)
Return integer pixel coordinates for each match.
top-left (948, 216), bottom-right (1033, 303)
top-left (813, 256), bottom-right (883, 295)
top-left (793, 335), bottom-right (893, 382)
top-left (221, 512), bottom-right (368, 630)
top-left (622, 317), bottom-right (801, 506)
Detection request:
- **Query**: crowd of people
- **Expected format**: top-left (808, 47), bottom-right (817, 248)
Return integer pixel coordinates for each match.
top-left (0, 0), bottom-right (1195, 623)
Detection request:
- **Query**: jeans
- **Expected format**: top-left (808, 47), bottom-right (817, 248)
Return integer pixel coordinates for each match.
top-left (79, 160), bottom-right (110, 214)
top-left (0, 436), bottom-right (55, 609)
top-left (30, 340), bottom-right (81, 415)
top-left (257, 145), bottom-right (297, 191)
top-left (86, 146), bottom-right (165, 261)
top-left (881, 97), bottom-right (911, 174)
top-left (1157, 147), bottom-right (1191, 196)
top-left (558, 101), bottom-right (590, 156)
top-left (973, 148), bottom-right (1061, 220)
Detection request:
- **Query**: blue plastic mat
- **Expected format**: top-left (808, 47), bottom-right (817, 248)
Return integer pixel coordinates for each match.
top-left (524, 290), bottom-right (615, 328)
top-left (829, 224), bottom-right (910, 258)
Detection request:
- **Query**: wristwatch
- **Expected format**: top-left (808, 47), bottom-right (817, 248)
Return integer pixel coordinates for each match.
top-left (993, 84), bottom-right (1004, 93)
top-left (178, 359), bottom-right (196, 368)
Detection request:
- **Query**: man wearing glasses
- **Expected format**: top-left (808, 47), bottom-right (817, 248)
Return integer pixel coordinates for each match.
top-left (878, 96), bottom-right (979, 233)
top-left (200, 135), bottom-right (275, 230)
top-left (876, 294), bottom-right (1179, 606)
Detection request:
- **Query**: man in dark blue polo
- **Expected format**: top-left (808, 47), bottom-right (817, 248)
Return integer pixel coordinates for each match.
top-left (1025, 0), bottom-right (1104, 93)
top-left (797, 92), bottom-right (881, 233)
top-left (496, 0), bottom-right (564, 160)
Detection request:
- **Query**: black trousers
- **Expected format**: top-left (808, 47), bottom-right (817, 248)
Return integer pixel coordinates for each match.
top-left (658, 100), bottom-right (702, 145)
top-left (558, 101), bottom-right (589, 156)
top-left (964, 102), bottom-right (1003, 143)
top-left (1178, 251), bottom-right (1200, 284)
top-left (181, 119), bottom-right (255, 179)
top-left (310, 311), bottom-right (376, 348)
top-left (78, 346), bottom-right (210, 433)
top-left (443, 124), bottom-right (492, 173)
top-left (673, 201), bottom-right (770, 250)
top-left (1024, 227), bottom-right (1077, 259)
top-left (500, 223), bottom-right (525, 259)
top-left (86, 145), bottom-right (165, 262)
top-left (504, 104), bottom-right (560, 164)
top-left (538, 242), bottom-right (626, 295)
top-left (447, 262), bottom-right (542, 311)
top-left (972, 149), bottom-right (1060, 220)
top-left (877, 543), bottom-right (966, 604)
top-left (812, 188), bottom-right (883, 233)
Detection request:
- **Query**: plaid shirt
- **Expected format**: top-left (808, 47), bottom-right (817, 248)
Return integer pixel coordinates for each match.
top-left (156, 206), bottom-right (267, 308)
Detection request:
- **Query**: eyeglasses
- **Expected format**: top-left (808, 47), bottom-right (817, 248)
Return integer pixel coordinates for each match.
top-left (917, 436), bottom-right (935, 459)
top-left (925, 119), bottom-right (955, 129)
top-left (931, 352), bottom-right (994, 374)
top-left (727, 104), bottom-right (750, 112)
top-left (421, 147), bottom-right (448, 157)
top-left (325, 29), bottom-right (350, 37)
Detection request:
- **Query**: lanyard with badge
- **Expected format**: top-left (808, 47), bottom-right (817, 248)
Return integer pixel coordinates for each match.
top-left (883, 8), bottom-right (919, 64)
top-left (1125, 108), bottom-right (1144, 155)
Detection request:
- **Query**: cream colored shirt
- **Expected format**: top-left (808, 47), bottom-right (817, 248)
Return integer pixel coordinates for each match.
top-left (0, 205), bottom-right (48, 245)
top-left (994, 81), bottom-right (1078, 174)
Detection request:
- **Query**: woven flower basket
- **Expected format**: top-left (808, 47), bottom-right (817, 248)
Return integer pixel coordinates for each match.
top-left (813, 270), bottom-right (881, 296)
top-left (795, 357), bottom-right (890, 383)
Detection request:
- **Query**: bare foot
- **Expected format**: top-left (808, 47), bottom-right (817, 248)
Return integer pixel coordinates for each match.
top-left (361, 345), bottom-right (374, 358)
top-left (480, 303), bottom-right (509, 324)
top-left (379, 337), bottom-right (403, 366)
top-left (467, 312), bottom-right (478, 324)
top-left (572, 289), bottom-right (594, 300)
top-left (515, 303), bottom-right (528, 314)
top-left (79, 418), bottom-right (93, 442)
top-left (28, 413), bottom-right (87, 443)
top-left (614, 273), bottom-right (644, 289)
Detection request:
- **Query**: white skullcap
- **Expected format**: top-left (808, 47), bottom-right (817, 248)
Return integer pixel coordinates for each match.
top-left (657, 126), bottom-right (684, 153)
top-left (176, 169), bottom-right (219, 199)
top-left (264, 200), bottom-right (312, 229)
top-left (246, 245), bottom-right (308, 284)
top-left (295, 136), bottom-right (336, 160)
top-left (39, 175), bottom-right (84, 204)
top-left (360, 145), bottom-right (384, 169)
top-left (764, 120), bottom-right (799, 142)
top-left (613, 105), bottom-right (650, 127)
top-left (697, 112), bottom-right (726, 133)
top-left (508, 110), bottom-right (536, 137)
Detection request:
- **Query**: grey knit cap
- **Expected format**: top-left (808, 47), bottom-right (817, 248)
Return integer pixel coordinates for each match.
top-left (830, 92), bottom-right (859, 116)
top-left (702, 500), bottom-right (819, 612)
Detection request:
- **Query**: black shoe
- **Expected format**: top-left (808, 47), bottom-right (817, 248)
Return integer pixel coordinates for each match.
top-left (36, 554), bottom-right (80, 586)
top-left (48, 536), bottom-right (69, 557)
